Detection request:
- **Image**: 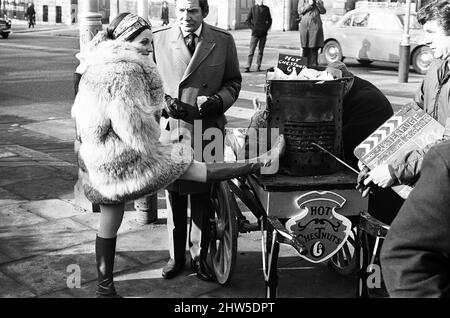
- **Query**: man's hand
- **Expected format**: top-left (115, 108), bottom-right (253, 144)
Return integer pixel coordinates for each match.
top-left (199, 94), bottom-right (223, 118)
top-left (356, 166), bottom-right (373, 197)
top-left (364, 164), bottom-right (395, 188)
top-left (163, 94), bottom-right (188, 119)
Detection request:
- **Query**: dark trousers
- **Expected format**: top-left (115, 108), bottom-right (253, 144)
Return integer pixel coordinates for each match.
top-left (166, 191), bottom-right (213, 262)
top-left (247, 35), bottom-right (267, 69)
top-left (302, 47), bottom-right (319, 67)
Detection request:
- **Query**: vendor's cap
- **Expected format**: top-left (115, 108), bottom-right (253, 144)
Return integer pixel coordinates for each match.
top-left (326, 61), bottom-right (354, 78)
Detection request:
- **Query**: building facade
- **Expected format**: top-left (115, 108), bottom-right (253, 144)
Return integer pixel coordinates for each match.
top-left (0, 0), bottom-right (423, 28)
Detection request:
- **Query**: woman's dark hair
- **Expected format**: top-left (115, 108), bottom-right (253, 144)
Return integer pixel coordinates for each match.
top-left (418, 0), bottom-right (450, 35)
top-left (106, 12), bottom-right (149, 42)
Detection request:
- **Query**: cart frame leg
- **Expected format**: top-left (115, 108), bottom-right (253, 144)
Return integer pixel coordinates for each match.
top-left (262, 220), bottom-right (280, 298)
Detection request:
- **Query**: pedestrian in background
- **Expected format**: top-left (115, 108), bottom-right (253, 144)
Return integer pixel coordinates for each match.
top-left (244, 0), bottom-right (272, 73)
top-left (297, 0), bottom-right (326, 67)
top-left (161, 1), bottom-right (169, 26)
top-left (26, 2), bottom-right (35, 29)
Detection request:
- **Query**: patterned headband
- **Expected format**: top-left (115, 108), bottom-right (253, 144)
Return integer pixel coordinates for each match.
top-left (113, 14), bottom-right (152, 41)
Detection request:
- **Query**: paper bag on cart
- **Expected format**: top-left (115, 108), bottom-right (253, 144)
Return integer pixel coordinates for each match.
top-left (353, 102), bottom-right (445, 199)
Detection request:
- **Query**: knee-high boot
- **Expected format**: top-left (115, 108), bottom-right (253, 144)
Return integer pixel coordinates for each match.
top-left (95, 235), bottom-right (121, 298)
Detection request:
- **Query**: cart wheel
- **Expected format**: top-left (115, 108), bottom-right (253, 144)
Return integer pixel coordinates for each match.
top-left (328, 227), bottom-right (358, 276)
top-left (209, 182), bottom-right (238, 285)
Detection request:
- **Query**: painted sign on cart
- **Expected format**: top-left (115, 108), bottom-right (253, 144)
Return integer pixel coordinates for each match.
top-left (354, 103), bottom-right (444, 199)
top-left (277, 53), bottom-right (307, 75)
top-left (286, 191), bottom-right (352, 263)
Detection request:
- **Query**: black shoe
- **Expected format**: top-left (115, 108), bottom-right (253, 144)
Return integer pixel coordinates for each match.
top-left (162, 258), bottom-right (185, 279)
top-left (244, 67), bottom-right (250, 73)
top-left (96, 284), bottom-right (123, 298)
top-left (238, 218), bottom-right (260, 233)
top-left (257, 66), bottom-right (262, 72)
top-left (191, 257), bottom-right (214, 281)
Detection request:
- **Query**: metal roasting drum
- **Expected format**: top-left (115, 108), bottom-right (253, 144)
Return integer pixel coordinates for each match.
top-left (265, 73), bottom-right (349, 177)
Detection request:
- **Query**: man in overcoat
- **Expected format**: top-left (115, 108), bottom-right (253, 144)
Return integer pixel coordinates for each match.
top-left (298, 0), bottom-right (326, 67)
top-left (153, 0), bottom-right (242, 281)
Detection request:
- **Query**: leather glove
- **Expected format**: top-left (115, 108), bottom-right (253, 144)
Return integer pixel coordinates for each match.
top-left (163, 94), bottom-right (188, 119)
top-left (199, 94), bottom-right (223, 118)
top-left (356, 166), bottom-right (374, 198)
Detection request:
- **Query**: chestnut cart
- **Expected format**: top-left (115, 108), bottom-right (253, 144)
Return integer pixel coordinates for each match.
top-left (206, 75), bottom-right (369, 297)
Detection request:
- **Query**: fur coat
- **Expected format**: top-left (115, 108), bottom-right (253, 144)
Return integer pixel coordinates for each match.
top-left (72, 40), bottom-right (192, 205)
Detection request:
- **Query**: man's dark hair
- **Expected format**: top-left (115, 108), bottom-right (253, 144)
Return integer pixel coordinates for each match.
top-left (176, 0), bottom-right (209, 15)
top-left (418, 0), bottom-right (450, 35)
top-left (199, 0), bottom-right (209, 15)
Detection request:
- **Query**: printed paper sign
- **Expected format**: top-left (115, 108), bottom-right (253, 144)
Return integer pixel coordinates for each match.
top-left (354, 103), bottom-right (444, 199)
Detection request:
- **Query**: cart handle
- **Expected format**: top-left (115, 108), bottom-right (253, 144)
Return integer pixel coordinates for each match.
top-left (267, 216), bottom-right (307, 256)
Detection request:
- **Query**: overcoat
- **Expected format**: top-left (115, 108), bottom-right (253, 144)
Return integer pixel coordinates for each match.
top-left (153, 22), bottom-right (242, 194)
top-left (72, 40), bottom-right (192, 204)
top-left (381, 140), bottom-right (450, 297)
top-left (298, 0), bottom-right (326, 48)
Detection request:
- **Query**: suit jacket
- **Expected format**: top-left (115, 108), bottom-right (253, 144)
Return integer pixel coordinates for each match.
top-left (246, 4), bottom-right (272, 38)
top-left (153, 22), bottom-right (242, 194)
top-left (381, 140), bottom-right (450, 297)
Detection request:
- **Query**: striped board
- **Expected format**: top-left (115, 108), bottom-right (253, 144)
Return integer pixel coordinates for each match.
top-left (353, 103), bottom-right (444, 199)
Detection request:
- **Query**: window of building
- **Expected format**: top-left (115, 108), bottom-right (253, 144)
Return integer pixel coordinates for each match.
top-left (56, 5), bottom-right (62, 23)
top-left (43, 5), bottom-right (48, 22)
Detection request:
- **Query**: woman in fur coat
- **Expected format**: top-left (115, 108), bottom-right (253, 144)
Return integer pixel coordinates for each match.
top-left (73, 13), bottom-right (284, 297)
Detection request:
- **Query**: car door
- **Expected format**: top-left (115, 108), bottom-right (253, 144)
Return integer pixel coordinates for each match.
top-left (342, 11), bottom-right (371, 60)
top-left (366, 12), bottom-right (403, 62)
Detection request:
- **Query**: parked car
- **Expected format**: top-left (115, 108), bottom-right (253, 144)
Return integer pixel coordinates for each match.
top-left (322, 8), bottom-right (433, 74)
top-left (0, 14), bottom-right (11, 39)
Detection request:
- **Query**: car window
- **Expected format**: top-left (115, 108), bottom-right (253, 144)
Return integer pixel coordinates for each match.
top-left (352, 12), bottom-right (369, 27)
top-left (397, 14), bottom-right (422, 29)
top-left (342, 15), bottom-right (352, 27)
top-left (368, 13), bottom-right (402, 30)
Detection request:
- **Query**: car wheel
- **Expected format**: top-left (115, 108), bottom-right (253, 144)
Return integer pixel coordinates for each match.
top-left (1, 33), bottom-right (8, 39)
top-left (412, 46), bottom-right (433, 75)
top-left (323, 40), bottom-right (343, 64)
top-left (357, 59), bottom-right (373, 66)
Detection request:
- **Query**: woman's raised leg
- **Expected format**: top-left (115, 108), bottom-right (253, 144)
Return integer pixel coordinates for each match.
top-left (180, 134), bottom-right (285, 183)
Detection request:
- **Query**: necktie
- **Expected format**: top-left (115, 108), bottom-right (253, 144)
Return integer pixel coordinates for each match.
top-left (186, 33), bottom-right (196, 56)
